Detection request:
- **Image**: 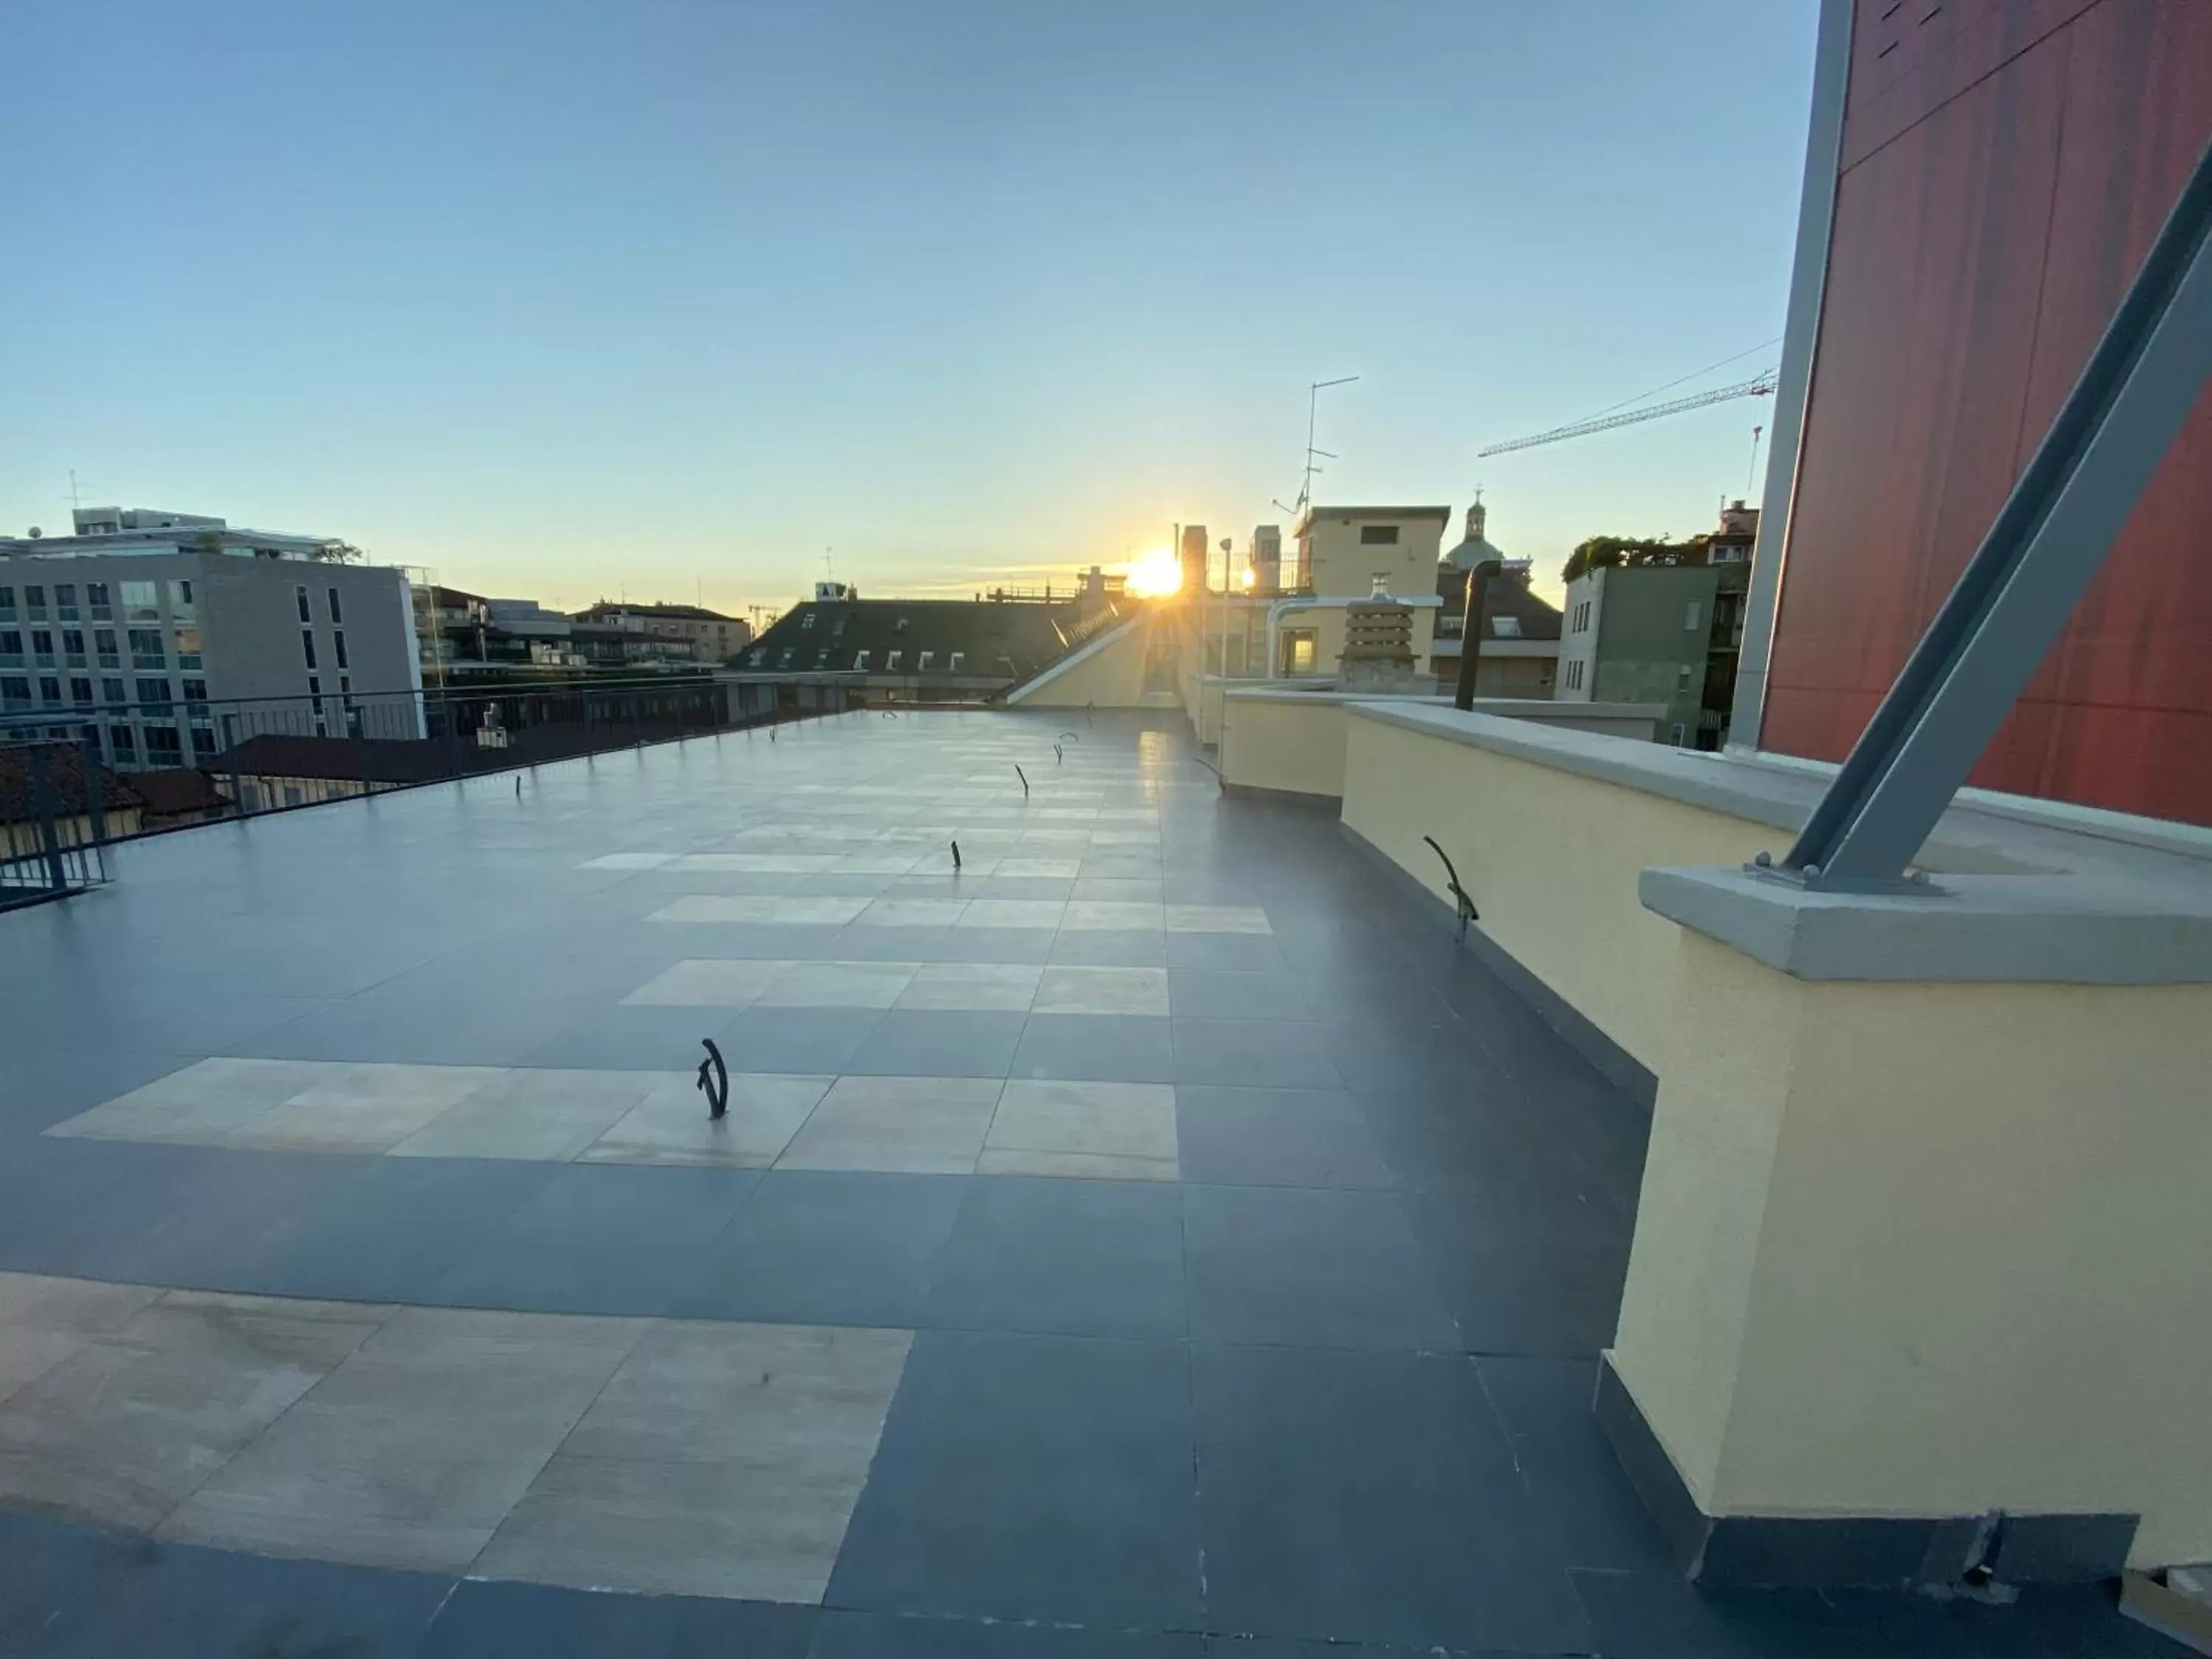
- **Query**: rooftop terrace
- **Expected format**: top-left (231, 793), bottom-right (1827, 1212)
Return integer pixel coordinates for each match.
top-left (0, 711), bottom-right (2179, 1657)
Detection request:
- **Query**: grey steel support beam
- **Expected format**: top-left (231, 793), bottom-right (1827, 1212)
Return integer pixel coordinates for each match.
top-left (1728, 0), bottom-right (1856, 751)
top-left (1786, 137), bottom-right (2212, 887)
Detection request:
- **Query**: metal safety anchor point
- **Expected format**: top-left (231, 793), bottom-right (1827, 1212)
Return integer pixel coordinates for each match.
top-left (1422, 836), bottom-right (1478, 942)
top-left (696, 1037), bottom-right (728, 1121)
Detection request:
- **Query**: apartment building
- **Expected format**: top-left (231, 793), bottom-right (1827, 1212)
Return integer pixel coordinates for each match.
top-left (0, 510), bottom-right (420, 769)
top-left (571, 602), bottom-right (751, 664)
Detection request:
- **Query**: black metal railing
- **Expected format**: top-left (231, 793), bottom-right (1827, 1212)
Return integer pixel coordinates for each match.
top-left (0, 738), bottom-right (115, 909)
top-left (0, 672), bottom-right (846, 844)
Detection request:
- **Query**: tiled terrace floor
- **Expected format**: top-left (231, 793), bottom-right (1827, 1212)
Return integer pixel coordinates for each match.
top-left (0, 711), bottom-right (2178, 1657)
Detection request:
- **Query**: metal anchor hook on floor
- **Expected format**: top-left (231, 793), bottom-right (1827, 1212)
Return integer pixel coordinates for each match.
top-left (1014, 764), bottom-right (1029, 797)
top-left (950, 839), bottom-right (962, 871)
top-left (1422, 836), bottom-right (1478, 942)
top-left (1054, 743), bottom-right (1063, 764)
top-left (696, 1037), bottom-right (728, 1121)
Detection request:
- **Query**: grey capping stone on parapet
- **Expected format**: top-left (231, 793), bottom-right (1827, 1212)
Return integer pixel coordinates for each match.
top-left (1639, 864), bottom-right (2212, 985)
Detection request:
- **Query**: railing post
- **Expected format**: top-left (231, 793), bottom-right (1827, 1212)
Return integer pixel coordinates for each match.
top-left (223, 712), bottom-right (246, 818)
top-left (27, 746), bottom-right (68, 895)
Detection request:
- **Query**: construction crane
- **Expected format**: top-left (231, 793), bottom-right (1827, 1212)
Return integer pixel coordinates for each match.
top-left (1477, 368), bottom-right (1778, 458)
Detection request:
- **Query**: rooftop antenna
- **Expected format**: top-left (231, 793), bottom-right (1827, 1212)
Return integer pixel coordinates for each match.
top-left (1289, 376), bottom-right (1360, 515)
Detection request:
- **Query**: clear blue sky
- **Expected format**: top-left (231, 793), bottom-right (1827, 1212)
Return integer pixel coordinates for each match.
top-left (0, 1), bottom-right (1817, 613)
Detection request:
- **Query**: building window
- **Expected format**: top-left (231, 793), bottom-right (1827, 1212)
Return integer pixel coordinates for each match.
top-left (1677, 664), bottom-right (1694, 689)
top-left (55, 584), bottom-right (79, 621)
top-left (144, 726), bottom-right (182, 761)
top-left (327, 587), bottom-right (343, 625)
top-left (183, 678), bottom-right (208, 703)
top-left (0, 586), bottom-right (13, 621)
top-left (295, 585), bottom-right (311, 623)
top-left (38, 676), bottom-right (62, 704)
top-left (1683, 600), bottom-right (1702, 633)
top-left (102, 678), bottom-right (126, 705)
top-left (32, 630), bottom-right (55, 667)
top-left (746, 648), bottom-right (764, 666)
top-left (170, 580), bottom-right (195, 616)
top-left (333, 632), bottom-right (348, 669)
top-left (886, 650), bottom-right (902, 671)
top-left (190, 726), bottom-right (218, 759)
top-left (1359, 525), bottom-right (1400, 545)
top-left (122, 581), bottom-right (159, 622)
top-left (1491, 616), bottom-right (1521, 639)
top-left (95, 629), bottom-right (119, 669)
top-left (24, 585), bottom-right (46, 619)
top-left (308, 674), bottom-right (323, 715)
top-left (777, 648), bottom-right (794, 668)
top-left (106, 723), bottom-right (135, 757)
top-left (0, 631), bottom-right (18, 664)
top-left (917, 650), bottom-right (935, 671)
top-left (800, 611), bottom-right (816, 631)
top-left (69, 678), bottom-right (93, 709)
top-left (63, 630), bottom-right (86, 667)
top-left (0, 676), bottom-right (28, 709)
top-left (175, 627), bottom-right (203, 670)
top-left (947, 652), bottom-right (964, 672)
top-left (813, 649), bottom-right (830, 669)
top-left (852, 650), bottom-right (870, 670)
top-left (1669, 723), bottom-right (1687, 747)
top-left (301, 630), bottom-right (319, 670)
top-left (136, 676), bottom-right (173, 711)
top-left (128, 629), bottom-right (166, 669)
top-left (87, 582), bottom-right (111, 620)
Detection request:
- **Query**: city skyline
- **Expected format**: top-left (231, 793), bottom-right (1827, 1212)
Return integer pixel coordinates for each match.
top-left (1, 1), bottom-right (1818, 616)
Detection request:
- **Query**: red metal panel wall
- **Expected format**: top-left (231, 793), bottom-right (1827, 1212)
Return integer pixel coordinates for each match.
top-left (1762, 0), bottom-right (2212, 825)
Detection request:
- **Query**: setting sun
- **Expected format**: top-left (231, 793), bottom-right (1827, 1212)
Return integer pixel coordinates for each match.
top-left (1122, 547), bottom-right (1183, 597)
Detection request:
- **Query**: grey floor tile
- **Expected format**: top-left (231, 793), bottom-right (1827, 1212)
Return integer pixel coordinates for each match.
top-left (1193, 1343), bottom-right (1590, 1653)
top-left (519, 1003), bottom-right (746, 1071)
top-left (206, 1155), bottom-right (562, 1304)
top-left (412, 1579), bottom-right (818, 1658)
top-left (828, 1329), bottom-right (1203, 1627)
top-left (1165, 969), bottom-right (1310, 1020)
top-left (924, 1178), bottom-right (1186, 1338)
top-left (1402, 1184), bottom-right (1631, 1358)
top-left (717, 1006), bottom-right (888, 1073)
top-left (1566, 1571), bottom-right (1875, 1659)
top-left (1183, 1186), bottom-right (1461, 1352)
top-left (1475, 1357), bottom-right (1677, 1575)
top-left (815, 1610), bottom-right (1204, 1657)
top-left (1162, 933), bottom-right (1290, 973)
top-left (426, 1164), bottom-right (759, 1316)
top-left (1009, 1015), bottom-right (1175, 1084)
top-left (1169, 1019), bottom-right (1343, 1088)
top-left (17, 1532), bottom-right (451, 1659)
top-left (844, 1010), bottom-right (1026, 1077)
top-left (1172, 1085), bottom-right (1394, 1190)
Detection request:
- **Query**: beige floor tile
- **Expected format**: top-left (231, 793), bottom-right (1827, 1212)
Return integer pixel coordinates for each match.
top-left (650, 895), bottom-right (869, 925)
top-left (389, 1068), bottom-right (670, 1162)
top-left (1037, 810), bottom-right (1095, 822)
top-left (1164, 903), bottom-right (1274, 934)
top-left (1087, 831), bottom-right (1160, 846)
top-left (672, 853), bottom-right (841, 872)
top-left (578, 852), bottom-right (677, 870)
top-left (894, 962), bottom-right (1041, 1012)
top-left (232, 1063), bottom-right (505, 1153)
top-left (476, 1321), bottom-right (909, 1601)
top-left (0, 1292), bottom-right (387, 1532)
top-left (1060, 901), bottom-right (1165, 932)
top-left (956, 900), bottom-right (1065, 930)
top-left (995, 858), bottom-right (1082, 877)
top-left (1015, 828), bottom-right (1090, 844)
top-left (853, 898), bottom-right (967, 927)
top-left (975, 1148), bottom-right (1179, 1181)
top-left (0, 1273), bottom-right (164, 1406)
top-left (755, 961), bottom-right (917, 1009)
top-left (622, 959), bottom-right (796, 1008)
top-left (160, 1307), bottom-right (640, 1572)
top-left (776, 1076), bottom-right (1003, 1175)
top-left (984, 1080), bottom-right (1179, 1172)
top-left (1032, 966), bottom-right (1170, 1016)
top-left (581, 1073), bottom-right (832, 1166)
top-left (46, 1057), bottom-right (333, 1144)
top-left (830, 852), bottom-right (927, 874)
